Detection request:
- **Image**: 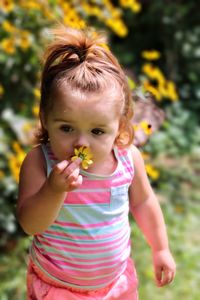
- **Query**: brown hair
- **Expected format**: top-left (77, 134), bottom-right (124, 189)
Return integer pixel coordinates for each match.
top-left (36, 26), bottom-right (134, 147)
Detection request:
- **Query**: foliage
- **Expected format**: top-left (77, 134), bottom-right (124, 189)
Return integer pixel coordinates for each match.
top-left (0, 1), bottom-right (199, 299)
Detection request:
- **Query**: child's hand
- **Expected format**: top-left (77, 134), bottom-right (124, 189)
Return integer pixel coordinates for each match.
top-left (48, 158), bottom-right (82, 193)
top-left (152, 249), bottom-right (176, 287)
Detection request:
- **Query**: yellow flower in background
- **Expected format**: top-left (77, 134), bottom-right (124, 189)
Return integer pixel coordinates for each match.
top-left (106, 18), bottom-right (128, 37)
top-left (133, 121), bottom-right (152, 135)
top-left (142, 63), bottom-right (165, 83)
top-left (119, 0), bottom-right (141, 13)
top-left (145, 164), bottom-right (160, 180)
top-left (0, 84), bottom-right (4, 97)
top-left (2, 20), bottom-right (16, 33)
top-left (98, 43), bottom-right (110, 52)
top-left (143, 81), bottom-right (161, 101)
top-left (133, 124), bottom-right (139, 132)
top-left (33, 88), bottom-right (41, 100)
top-left (131, 2), bottom-right (141, 13)
top-left (0, 38), bottom-right (15, 54)
top-left (0, 0), bottom-right (14, 13)
top-left (140, 121), bottom-right (152, 135)
top-left (19, 0), bottom-right (41, 10)
top-left (141, 152), bottom-right (150, 160)
top-left (142, 50), bottom-right (161, 60)
top-left (142, 63), bottom-right (178, 102)
top-left (8, 142), bottom-right (26, 182)
top-left (32, 104), bottom-right (39, 117)
top-left (127, 77), bottom-right (136, 90)
top-left (167, 81), bottom-right (178, 101)
top-left (0, 170), bottom-right (4, 179)
top-left (18, 31), bottom-right (31, 50)
top-left (71, 146), bottom-right (93, 170)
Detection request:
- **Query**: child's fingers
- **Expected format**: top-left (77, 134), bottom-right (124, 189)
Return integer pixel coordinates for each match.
top-left (156, 268), bottom-right (175, 287)
top-left (63, 158), bottom-right (82, 177)
top-left (53, 160), bottom-right (69, 174)
top-left (53, 158), bottom-right (81, 176)
top-left (155, 266), bottom-right (162, 286)
top-left (68, 175), bottom-right (83, 191)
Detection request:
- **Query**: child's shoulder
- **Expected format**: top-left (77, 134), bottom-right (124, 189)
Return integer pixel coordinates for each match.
top-left (126, 144), bottom-right (143, 161)
top-left (21, 144), bottom-right (46, 172)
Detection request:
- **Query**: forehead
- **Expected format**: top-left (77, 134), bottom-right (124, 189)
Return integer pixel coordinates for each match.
top-left (52, 81), bottom-right (124, 114)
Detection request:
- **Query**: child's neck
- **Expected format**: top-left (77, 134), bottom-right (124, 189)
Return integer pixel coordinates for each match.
top-left (86, 150), bottom-right (117, 176)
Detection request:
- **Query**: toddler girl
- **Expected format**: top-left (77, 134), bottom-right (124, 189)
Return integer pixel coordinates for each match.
top-left (17, 26), bottom-right (176, 300)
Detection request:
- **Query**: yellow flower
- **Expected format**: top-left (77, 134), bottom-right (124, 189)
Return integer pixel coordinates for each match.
top-left (0, 84), bottom-right (4, 97)
top-left (131, 2), bottom-right (141, 13)
top-left (143, 81), bottom-right (162, 101)
top-left (33, 88), bottom-right (41, 100)
top-left (145, 164), bottom-right (160, 180)
top-left (167, 81), bottom-right (178, 101)
top-left (127, 77), bottom-right (136, 90)
top-left (106, 18), bottom-right (128, 37)
top-left (18, 31), bottom-right (31, 50)
top-left (140, 121), bottom-right (152, 135)
top-left (142, 50), bottom-right (161, 60)
top-left (142, 63), bottom-right (165, 83)
top-left (32, 104), bottom-right (39, 117)
top-left (2, 20), bottom-right (16, 33)
top-left (0, 0), bottom-right (14, 13)
top-left (98, 43), bottom-right (110, 52)
top-left (119, 0), bottom-right (141, 13)
top-left (0, 38), bottom-right (15, 54)
top-left (19, 0), bottom-right (41, 10)
top-left (0, 170), bottom-right (4, 179)
top-left (8, 142), bottom-right (26, 182)
top-left (71, 146), bottom-right (93, 170)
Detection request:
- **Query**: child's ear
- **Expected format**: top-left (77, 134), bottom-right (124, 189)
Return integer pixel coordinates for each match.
top-left (115, 119), bottom-right (125, 147)
top-left (115, 118), bottom-right (130, 147)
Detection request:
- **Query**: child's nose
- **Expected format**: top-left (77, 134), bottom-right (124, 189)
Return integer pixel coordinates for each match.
top-left (74, 134), bottom-right (89, 148)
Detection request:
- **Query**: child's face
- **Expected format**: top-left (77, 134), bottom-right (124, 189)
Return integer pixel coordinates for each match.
top-left (43, 83), bottom-right (123, 169)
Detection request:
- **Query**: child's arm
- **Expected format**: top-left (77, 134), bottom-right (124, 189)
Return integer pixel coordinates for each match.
top-left (17, 146), bottom-right (82, 235)
top-left (129, 145), bottom-right (176, 287)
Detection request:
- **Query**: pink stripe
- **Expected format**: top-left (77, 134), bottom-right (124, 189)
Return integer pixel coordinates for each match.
top-left (76, 179), bottom-right (112, 189)
top-left (65, 191), bottom-right (110, 205)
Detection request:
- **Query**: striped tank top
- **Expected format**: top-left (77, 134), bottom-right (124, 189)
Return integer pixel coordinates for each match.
top-left (30, 143), bottom-right (134, 290)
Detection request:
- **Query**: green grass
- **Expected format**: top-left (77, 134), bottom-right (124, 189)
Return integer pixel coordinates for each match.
top-left (131, 201), bottom-right (200, 300)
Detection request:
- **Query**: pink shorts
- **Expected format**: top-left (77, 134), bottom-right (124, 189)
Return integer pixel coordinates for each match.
top-left (27, 258), bottom-right (139, 300)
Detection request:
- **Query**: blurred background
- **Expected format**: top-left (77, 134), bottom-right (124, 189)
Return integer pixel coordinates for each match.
top-left (0, 1), bottom-right (199, 299)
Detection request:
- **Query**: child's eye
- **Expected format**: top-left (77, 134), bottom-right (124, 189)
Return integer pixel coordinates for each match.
top-left (91, 128), bottom-right (105, 135)
top-left (60, 125), bottom-right (73, 133)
